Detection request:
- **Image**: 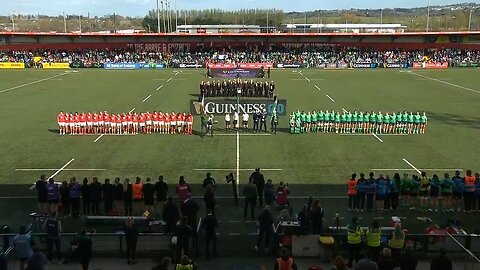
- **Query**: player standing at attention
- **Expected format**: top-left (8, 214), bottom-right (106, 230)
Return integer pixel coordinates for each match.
top-left (152, 111), bottom-right (158, 133)
top-left (92, 112), bottom-right (98, 134)
top-left (164, 113), bottom-right (170, 134)
top-left (420, 112), bottom-right (428, 134)
top-left (357, 111), bottom-right (364, 134)
top-left (121, 113), bottom-right (128, 134)
top-left (98, 111), bottom-right (104, 134)
top-left (186, 113), bottom-right (193, 135)
top-left (242, 112), bottom-right (249, 132)
top-left (395, 112), bottom-right (401, 134)
top-left (383, 112), bottom-right (390, 134)
top-left (177, 113), bottom-right (184, 134)
top-left (440, 173), bottom-right (454, 212)
top-left (299, 111), bottom-right (306, 133)
top-left (137, 113), bottom-right (144, 134)
top-left (225, 113), bottom-right (231, 131)
top-left (311, 110), bottom-right (317, 132)
top-left (72, 113), bottom-right (79, 135)
top-left (65, 113), bottom-right (71, 135)
top-left (289, 114), bottom-right (295, 134)
top-left (400, 173), bottom-right (411, 210)
top-left (146, 112), bottom-right (153, 134)
top-left (376, 111), bottom-right (383, 134)
top-left (419, 172), bottom-right (430, 211)
top-left (170, 112), bottom-right (177, 134)
top-left (340, 111), bottom-right (347, 133)
top-left (57, 112), bottom-right (65, 135)
top-left (389, 112), bottom-right (396, 134)
top-left (321, 110), bottom-right (327, 133)
top-left (352, 110), bottom-right (358, 133)
top-left (414, 112), bottom-right (421, 134)
top-left (305, 111), bottom-right (311, 133)
top-left (334, 110), bottom-right (341, 133)
top-left (86, 112), bottom-right (93, 134)
top-left (158, 112), bottom-right (165, 134)
top-left (233, 110), bottom-right (239, 131)
top-left (127, 112), bottom-right (133, 134)
top-left (407, 112), bottom-right (414, 134)
top-left (132, 113), bottom-right (139, 134)
top-left (368, 111), bottom-right (376, 134)
top-left (346, 111), bottom-right (352, 133)
top-left (363, 111), bottom-right (370, 134)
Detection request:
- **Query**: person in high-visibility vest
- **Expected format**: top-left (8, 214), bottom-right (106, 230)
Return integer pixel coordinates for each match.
top-left (347, 217), bottom-right (363, 268)
top-left (273, 248), bottom-right (297, 270)
top-left (419, 171), bottom-right (430, 211)
top-left (365, 220), bottom-right (382, 262)
top-left (347, 174), bottom-right (358, 211)
top-left (464, 170), bottom-right (476, 212)
top-left (132, 177), bottom-right (143, 215)
top-left (388, 222), bottom-right (405, 259)
top-left (175, 255), bottom-right (196, 270)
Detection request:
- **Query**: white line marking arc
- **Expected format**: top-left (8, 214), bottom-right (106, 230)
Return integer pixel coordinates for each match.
top-left (372, 133), bottom-right (384, 143)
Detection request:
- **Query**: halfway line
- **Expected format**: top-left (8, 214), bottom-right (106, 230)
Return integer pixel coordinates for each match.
top-left (305, 77), bottom-right (311, 82)
top-left (156, 85), bottom-right (164, 91)
top-left (167, 77), bottom-right (172, 82)
top-left (314, 85), bottom-right (321, 91)
top-left (0, 73), bottom-right (67, 94)
top-left (402, 158), bottom-right (421, 174)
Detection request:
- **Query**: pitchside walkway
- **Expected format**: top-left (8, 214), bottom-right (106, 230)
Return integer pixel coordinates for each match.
top-left (38, 257), bottom-right (438, 270)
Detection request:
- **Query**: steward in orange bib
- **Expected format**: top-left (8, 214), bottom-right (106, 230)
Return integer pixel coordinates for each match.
top-left (274, 248), bottom-right (297, 270)
top-left (347, 174), bottom-right (358, 211)
top-left (132, 177), bottom-right (143, 200)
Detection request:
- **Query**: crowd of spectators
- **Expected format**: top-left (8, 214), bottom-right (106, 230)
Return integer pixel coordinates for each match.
top-left (1, 46), bottom-right (480, 67)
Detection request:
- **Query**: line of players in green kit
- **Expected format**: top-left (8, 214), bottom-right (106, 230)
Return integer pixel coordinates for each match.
top-left (289, 110), bottom-right (428, 135)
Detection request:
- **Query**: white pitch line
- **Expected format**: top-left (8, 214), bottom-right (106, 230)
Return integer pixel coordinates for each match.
top-left (16, 168), bottom-right (105, 171)
top-left (342, 108), bottom-right (348, 113)
top-left (156, 85), bottom-right (164, 91)
top-left (193, 168), bottom-right (283, 171)
top-left (236, 131), bottom-right (240, 196)
top-left (305, 77), bottom-right (311, 82)
top-left (129, 108), bottom-right (136, 113)
top-left (314, 85), bottom-right (322, 91)
top-left (142, 94), bottom-right (152, 103)
top-left (410, 72), bottom-right (480, 95)
top-left (371, 168), bottom-right (463, 172)
top-left (340, 134), bottom-right (407, 136)
top-left (402, 158), bottom-right (421, 174)
top-left (325, 94), bottom-right (335, 102)
top-left (166, 77), bottom-right (172, 82)
top-left (216, 133), bottom-right (272, 136)
top-left (93, 134), bottom-right (105, 143)
top-left (0, 73), bottom-right (67, 94)
top-left (29, 158), bottom-right (75, 189)
top-left (372, 133), bottom-right (384, 143)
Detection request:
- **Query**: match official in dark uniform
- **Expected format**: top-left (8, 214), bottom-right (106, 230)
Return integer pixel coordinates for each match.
top-left (250, 168), bottom-right (266, 207)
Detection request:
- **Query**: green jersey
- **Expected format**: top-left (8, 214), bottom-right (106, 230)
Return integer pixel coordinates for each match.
top-left (401, 177), bottom-right (411, 193)
top-left (319, 112), bottom-right (325, 121)
top-left (295, 111), bottom-right (301, 119)
top-left (312, 113), bottom-right (317, 122)
top-left (384, 114), bottom-right (390, 124)
top-left (402, 113), bottom-right (408, 123)
top-left (377, 113), bottom-right (383, 123)
top-left (347, 113), bottom-right (352, 122)
top-left (370, 113), bottom-right (376, 123)
top-left (420, 115), bottom-right (427, 124)
top-left (358, 112), bottom-right (364, 122)
top-left (330, 112), bottom-right (336, 121)
top-left (306, 114), bottom-right (312, 123)
top-left (353, 112), bottom-right (358, 122)
top-left (391, 114), bottom-right (396, 124)
top-left (300, 113), bottom-right (306, 122)
top-left (408, 114), bottom-right (414, 123)
top-left (441, 178), bottom-right (454, 194)
top-left (335, 113), bottom-right (341, 123)
top-left (341, 113), bottom-right (347, 122)
top-left (364, 113), bottom-right (370, 123)
top-left (396, 113), bottom-right (401, 122)
top-left (414, 114), bottom-right (421, 124)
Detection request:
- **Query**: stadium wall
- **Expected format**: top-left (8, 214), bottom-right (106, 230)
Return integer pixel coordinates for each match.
top-left (0, 32), bottom-right (479, 50)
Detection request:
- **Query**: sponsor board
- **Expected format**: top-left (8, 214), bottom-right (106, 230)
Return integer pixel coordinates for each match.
top-left (211, 68), bottom-right (263, 78)
top-left (104, 62), bottom-right (165, 70)
top-left (41, 62), bottom-right (71, 69)
top-left (0, 62), bottom-right (25, 69)
top-left (190, 99), bottom-right (287, 116)
top-left (352, 63), bottom-right (378, 68)
top-left (318, 63), bottom-right (349, 69)
top-left (380, 63), bottom-right (408, 68)
top-left (177, 63), bottom-right (204, 68)
top-left (412, 62), bottom-right (449, 69)
top-left (276, 63), bottom-right (303, 68)
top-left (207, 63), bottom-right (273, 69)
top-left (457, 62), bottom-right (479, 68)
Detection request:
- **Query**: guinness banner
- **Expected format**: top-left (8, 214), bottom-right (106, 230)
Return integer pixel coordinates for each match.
top-left (210, 68), bottom-right (264, 78)
top-left (190, 99), bottom-right (287, 116)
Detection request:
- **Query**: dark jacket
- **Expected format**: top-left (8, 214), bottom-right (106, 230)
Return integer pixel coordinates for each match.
top-left (250, 172), bottom-right (265, 193)
top-left (124, 225), bottom-right (139, 245)
top-left (202, 214), bottom-right (218, 237)
top-left (400, 251), bottom-right (418, 270)
top-left (90, 182), bottom-right (102, 203)
top-left (155, 181), bottom-right (168, 202)
top-left (258, 209), bottom-right (274, 229)
top-left (378, 255), bottom-right (395, 270)
top-left (430, 254), bottom-right (452, 270)
top-left (102, 183), bottom-right (114, 201)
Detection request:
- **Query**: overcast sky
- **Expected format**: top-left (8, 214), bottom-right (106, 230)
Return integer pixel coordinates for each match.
top-left (4, 0), bottom-right (479, 17)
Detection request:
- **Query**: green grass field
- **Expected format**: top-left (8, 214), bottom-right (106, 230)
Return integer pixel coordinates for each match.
top-left (0, 68), bottom-right (479, 186)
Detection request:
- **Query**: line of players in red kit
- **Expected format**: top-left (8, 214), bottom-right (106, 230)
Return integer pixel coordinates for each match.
top-left (56, 111), bottom-right (194, 135)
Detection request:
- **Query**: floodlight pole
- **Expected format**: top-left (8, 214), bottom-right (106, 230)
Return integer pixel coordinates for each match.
top-left (426, 1), bottom-right (430, 32)
top-left (156, 0), bottom-right (161, 33)
top-left (468, 9), bottom-right (474, 32)
top-left (304, 12), bottom-right (307, 34)
top-left (184, 0), bottom-right (187, 32)
top-left (63, 12), bottom-right (67, 33)
top-left (11, 12), bottom-right (15, 32)
top-left (161, 0), bottom-right (166, 33)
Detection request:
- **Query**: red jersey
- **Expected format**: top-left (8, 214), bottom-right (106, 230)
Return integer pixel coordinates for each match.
top-left (87, 114), bottom-right (93, 122)
top-left (178, 114), bottom-right (184, 121)
top-left (121, 115), bottom-right (127, 122)
top-left (165, 115), bottom-right (170, 122)
top-left (116, 115), bottom-right (121, 124)
top-left (139, 115), bottom-right (145, 123)
top-left (127, 114), bottom-right (133, 122)
top-left (171, 114), bottom-right (177, 122)
top-left (57, 113), bottom-right (65, 123)
top-left (65, 115), bottom-right (71, 124)
top-left (145, 113), bottom-right (152, 121)
top-left (99, 114), bottom-right (104, 122)
top-left (133, 115), bottom-right (138, 123)
top-left (187, 114), bottom-right (193, 122)
top-left (74, 115), bottom-right (80, 123)
top-left (93, 114), bottom-right (98, 123)
top-left (153, 113), bottom-right (159, 121)
top-left (159, 113), bottom-right (165, 122)
top-left (80, 114), bottom-right (87, 122)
